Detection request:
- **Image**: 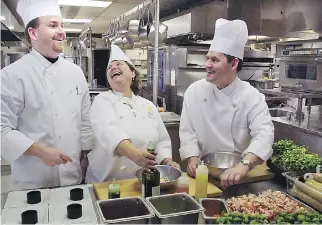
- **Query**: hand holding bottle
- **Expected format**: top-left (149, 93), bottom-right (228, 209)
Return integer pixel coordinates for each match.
top-left (131, 150), bottom-right (157, 170)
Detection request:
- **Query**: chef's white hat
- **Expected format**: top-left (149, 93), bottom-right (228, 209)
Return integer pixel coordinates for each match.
top-left (107, 44), bottom-right (133, 67)
top-left (209, 18), bottom-right (248, 59)
top-left (17, 0), bottom-right (62, 26)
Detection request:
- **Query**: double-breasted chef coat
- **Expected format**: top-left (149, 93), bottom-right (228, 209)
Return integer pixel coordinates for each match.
top-left (1, 49), bottom-right (93, 190)
top-left (86, 90), bottom-right (172, 183)
top-left (179, 77), bottom-right (274, 161)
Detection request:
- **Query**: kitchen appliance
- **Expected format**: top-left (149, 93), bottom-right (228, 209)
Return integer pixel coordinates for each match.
top-left (277, 48), bottom-right (322, 91)
top-left (237, 50), bottom-right (277, 89)
top-left (145, 45), bottom-right (208, 115)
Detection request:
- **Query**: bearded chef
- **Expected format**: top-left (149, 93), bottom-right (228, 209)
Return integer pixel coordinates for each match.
top-left (1, 0), bottom-right (93, 190)
top-left (179, 18), bottom-right (274, 188)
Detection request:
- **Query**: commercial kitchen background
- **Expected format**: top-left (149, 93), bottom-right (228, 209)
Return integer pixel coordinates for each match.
top-left (1, 0), bottom-right (322, 211)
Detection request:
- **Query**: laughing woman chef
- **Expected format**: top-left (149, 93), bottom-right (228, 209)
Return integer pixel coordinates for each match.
top-left (86, 45), bottom-right (180, 183)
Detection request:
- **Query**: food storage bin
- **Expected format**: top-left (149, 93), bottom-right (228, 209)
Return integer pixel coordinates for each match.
top-left (96, 196), bottom-right (154, 224)
top-left (199, 198), bottom-right (229, 224)
top-left (145, 192), bottom-right (204, 224)
top-left (283, 171), bottom-right (322, 212)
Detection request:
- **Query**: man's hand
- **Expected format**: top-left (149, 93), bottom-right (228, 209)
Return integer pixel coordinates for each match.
top-left (39, 146), bottom-right (73, 167)
top-left (220, 163), bottom-right (249, 188)
top-left (25, 143), bottom-right (72, 167)
top-left (162, 158), bottom-right (181, 169)
top-left (186, 156), bottom-right (200, 178)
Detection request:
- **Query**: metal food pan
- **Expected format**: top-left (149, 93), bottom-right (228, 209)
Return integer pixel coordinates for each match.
top-left (145, 192), bottom-right (204, 224)
top-left (199, 198), bottom-right (229, 224)
top-left (95, 196), bottom-right (154, 224)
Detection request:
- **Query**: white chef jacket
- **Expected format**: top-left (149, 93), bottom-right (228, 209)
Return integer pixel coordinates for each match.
top-left (1, 49), bottom-right (93, 190)
top-left (179, 77), bottom-right (274, 161)
top-left (86, 90), bottom-right (172, 183)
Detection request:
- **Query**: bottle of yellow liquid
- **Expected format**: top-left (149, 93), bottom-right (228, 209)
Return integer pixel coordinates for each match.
top-left (195, 161), bottom-right (208, 201)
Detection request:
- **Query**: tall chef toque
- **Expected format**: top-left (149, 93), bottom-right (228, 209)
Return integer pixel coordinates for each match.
top-left (17, 0), bottom-right (62, 27)
top-left (107, 44), bottom-right (133, 68)
top-left (209, 18), bottom-right (248, 59)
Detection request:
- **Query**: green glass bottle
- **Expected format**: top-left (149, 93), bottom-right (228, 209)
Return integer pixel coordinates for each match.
top-left (142, 143), bottom-right (160, 198)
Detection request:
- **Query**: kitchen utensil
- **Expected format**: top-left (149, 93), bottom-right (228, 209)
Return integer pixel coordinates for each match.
top-left (136, 165), bottom-right (182, 189)
top-left (145, 192), bottom-right (204, 224)
top-left (199, 198), bottom-right (229, 224)
top-left (201, 152), bottom-right (242, 178)
top-left (96, 197), bottom-right (154, 224)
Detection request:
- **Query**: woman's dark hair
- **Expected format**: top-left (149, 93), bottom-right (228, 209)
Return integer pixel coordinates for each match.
top-left (106, 61), bottom-right (142, 95)
top-left (224, 54), bottom-right (243, 72)
top-left (24, 18), bottom-right (40, 43)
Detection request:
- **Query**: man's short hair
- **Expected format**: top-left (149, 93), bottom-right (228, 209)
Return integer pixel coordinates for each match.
top-left (24, 18), bottom-right (40, 43)
top-left (224, 54), bottom-right (243, 72)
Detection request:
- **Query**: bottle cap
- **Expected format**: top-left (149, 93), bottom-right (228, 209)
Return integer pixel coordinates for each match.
top-left (197, 161), bottom-right (208, 172)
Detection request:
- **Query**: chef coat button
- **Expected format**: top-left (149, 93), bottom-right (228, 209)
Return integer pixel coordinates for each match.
top-left (71, 110), bottom-right (75, 114)
top-left (204, 98), bottom-right (207, 102)
top-left (120, 116), bottom-right (123, 119)
top-left (59, 135), bottom-right (62, 139)
top-left (55, 113), bottom-right (59, 116)
top-left (232, 103), bottom-right (236, 108)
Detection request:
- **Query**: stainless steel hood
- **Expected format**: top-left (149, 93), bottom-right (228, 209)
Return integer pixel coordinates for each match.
top-left (162, 1), bottom-right (228, 43)
top-left (162, 0), bottom-right (322, 43)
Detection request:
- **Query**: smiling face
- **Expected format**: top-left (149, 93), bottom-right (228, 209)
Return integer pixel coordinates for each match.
top-left (28, 15), bottom-right (66, 58)
top-left (205, 51), bottom-right (239, 89)
top-left (106, 60), bottom-right (135, 93)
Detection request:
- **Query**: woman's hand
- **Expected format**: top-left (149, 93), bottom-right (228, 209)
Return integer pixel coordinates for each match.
top-left (162, 158), bottom-right (181, 169)
top-left (131, 150), bottom-right (157, 171)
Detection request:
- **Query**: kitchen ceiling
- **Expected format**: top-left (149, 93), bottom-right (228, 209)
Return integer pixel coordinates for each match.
top-left (2, 0), bottom-right (145, 34)
top-left (2, 0), bottom-right (215, 35)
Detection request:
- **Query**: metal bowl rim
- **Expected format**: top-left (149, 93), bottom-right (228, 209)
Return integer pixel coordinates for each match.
top-left (201, 151), bottom-right (242, 169)
top-left (135, 165), bottom-right (183, 184)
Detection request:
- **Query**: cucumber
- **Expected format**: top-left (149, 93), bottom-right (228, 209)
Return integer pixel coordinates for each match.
top-left (305, 179), bottom-right (322, 192)
top-left (313, 173), bottom-right (322, 183)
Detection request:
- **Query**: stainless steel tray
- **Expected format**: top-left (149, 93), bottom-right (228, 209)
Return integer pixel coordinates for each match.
top-left (226, 190), bottom-right (316, 214)
top-left (199, 198), bottom-right (229, 224)
top-left (95, 196), bottom-right (154, 224)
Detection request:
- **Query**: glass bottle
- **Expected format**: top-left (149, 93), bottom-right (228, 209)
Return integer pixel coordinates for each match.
top-left (142, 141), bottom-right (160, 198)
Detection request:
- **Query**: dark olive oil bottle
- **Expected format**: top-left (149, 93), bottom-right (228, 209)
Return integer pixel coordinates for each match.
top-left (142, 143), bottom-right (160, 198)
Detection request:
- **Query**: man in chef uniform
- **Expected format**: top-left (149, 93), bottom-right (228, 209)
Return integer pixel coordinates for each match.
top-left (1, 0), bottom-right (93, 190)
top-left (179, 18), bottom-right (274, 188)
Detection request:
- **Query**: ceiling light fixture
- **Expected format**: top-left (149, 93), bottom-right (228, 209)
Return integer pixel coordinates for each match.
top-left (63, 18), bottom-right (92, 23)
top-left (8, 25), bottom-right (14, 30)
top-left (59, 0), bottom-right (112, 8)
top-left (64, 28), bottom-right (82, 32)
top-left (0, 16), bottom-right (5, 21)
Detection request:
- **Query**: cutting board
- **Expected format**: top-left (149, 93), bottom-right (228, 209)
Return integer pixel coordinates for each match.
top-left (93, 173), bottom-right (222, 200)
top-left (210, 163), bottom-right (275, 187)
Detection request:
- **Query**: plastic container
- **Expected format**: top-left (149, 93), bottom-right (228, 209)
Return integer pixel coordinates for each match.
top-left (195, 161), bottom-right (208, 200)
top-left (282, 171), bottom-right (322, 212)
top-left (176, 176), bottom-right (189, 193)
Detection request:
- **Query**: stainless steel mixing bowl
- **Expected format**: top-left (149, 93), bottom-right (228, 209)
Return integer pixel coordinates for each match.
top-left (136, 165), bottom-right (182, 190)
top-left (200, 152), bottom-right (242, 178)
